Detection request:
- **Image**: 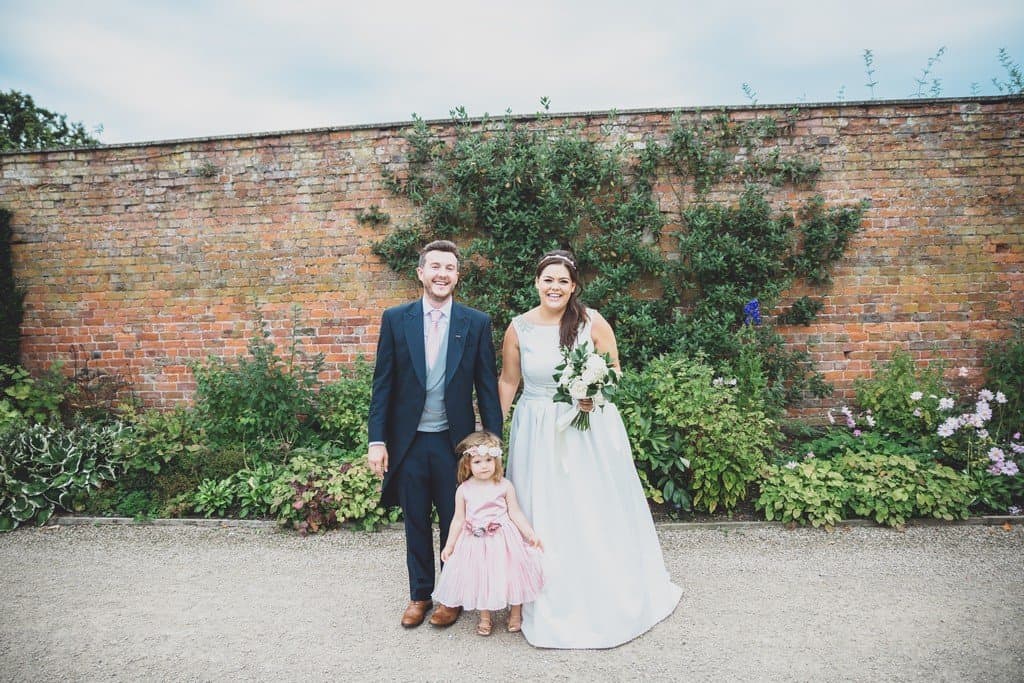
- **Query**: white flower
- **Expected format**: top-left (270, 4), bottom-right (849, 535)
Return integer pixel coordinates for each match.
top-left (581, 366), bottom-right (602, 385)
top-left (939, 397), bottom-right (955, 411)
top-left (910, 391), bottom-right (923, 401)
top-left (584, 353), bottom-right (608, 377)
top-left (558, 366), bottom-right (573, 387)
top-left (913, 408), bottom-right (922, 417)
top-left (727, 378), bottom-right (737, 386)
top-left (865, 414), bottom-right (876, 427)
top-left (978, 389), bottom-right (994, 402)
top-left (569, 378), bottom-right (589, 400)
top-left (827, 409), bottom-right (835, 425)
top-left (840, 406), bottom-right (853, 417)
top-left (988, 447), bottom-right (1005, 463)
top-left (958, 366), bottom-right (969, 378)
top-left (975, 401), bottom-right (992, 422)
top-left (805, 451), bottom-right (815, 460)
top-left (977, 429), bottom-right (989, 439)
top-left (937, 417), bottom-right (959, 438)
top-left (784, 461), bottom-right (799, 469)
top-left (995, 391), bottom-right (1008, 404)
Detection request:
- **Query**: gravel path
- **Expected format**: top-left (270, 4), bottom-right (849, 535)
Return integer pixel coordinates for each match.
top-left (1, 522), bottom-right (1021, 682)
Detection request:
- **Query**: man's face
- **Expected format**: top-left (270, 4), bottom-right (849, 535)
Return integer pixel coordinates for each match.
top-left (416, 249), bottom-right (459, 304)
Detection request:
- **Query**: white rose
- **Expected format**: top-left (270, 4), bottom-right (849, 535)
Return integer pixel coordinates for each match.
top-left (569, 379), bottom-right (589, 400)
top-left (585, 354), bottom-right (608, 377)
top-left (581, 366), bottom-right (602, 385)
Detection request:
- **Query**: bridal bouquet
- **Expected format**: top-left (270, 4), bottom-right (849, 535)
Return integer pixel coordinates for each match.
top-left (552, 342), bottom-right (620, 431)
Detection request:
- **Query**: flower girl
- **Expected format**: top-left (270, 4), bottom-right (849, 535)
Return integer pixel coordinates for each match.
top-left (432, 431), bottom-right (544, 635)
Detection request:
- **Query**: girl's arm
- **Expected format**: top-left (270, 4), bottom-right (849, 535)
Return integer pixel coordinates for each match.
top-left (498, 323), bottom-right (522, 420)
top-left (440, 489), bottom-right (467, 562)
top-left (504, 481), bottom-right (543, 551)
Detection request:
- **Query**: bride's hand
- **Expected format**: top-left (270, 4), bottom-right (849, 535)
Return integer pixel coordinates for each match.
top-left (577, 398), bottom-right (594, 413)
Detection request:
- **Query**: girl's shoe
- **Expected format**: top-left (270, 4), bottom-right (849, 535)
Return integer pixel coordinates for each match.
top-left (507, 607), bottom-right (522, 633)
top-left (476, 612), bottom-right (493, 636)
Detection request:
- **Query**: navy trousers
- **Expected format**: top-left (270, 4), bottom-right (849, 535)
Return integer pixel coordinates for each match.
top-left (396, 430), bottom-right (458, 601)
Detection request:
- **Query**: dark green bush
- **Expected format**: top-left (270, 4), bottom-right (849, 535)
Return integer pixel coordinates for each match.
top-left (190, 314), bottom-right (323, 459)
top-left (315, 357), bottom-right (373, 451)
top-left (618, 352), bottom-right (778, 514)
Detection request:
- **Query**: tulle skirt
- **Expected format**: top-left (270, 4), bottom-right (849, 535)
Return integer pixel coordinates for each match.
top-left (432, 521), bottom-right (544, 611)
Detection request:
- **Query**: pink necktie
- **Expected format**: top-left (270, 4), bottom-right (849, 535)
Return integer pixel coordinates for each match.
top-left (426, 308), bottom-right (442, 369)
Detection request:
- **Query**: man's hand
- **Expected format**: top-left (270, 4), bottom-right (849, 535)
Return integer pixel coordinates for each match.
top-left (368, 444), bottom-right (389, 478)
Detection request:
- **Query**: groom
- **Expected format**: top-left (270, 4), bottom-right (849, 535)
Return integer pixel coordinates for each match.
top-left (367, 239), bottom-right (503, 628)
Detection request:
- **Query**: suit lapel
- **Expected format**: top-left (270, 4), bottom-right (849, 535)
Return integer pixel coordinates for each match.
top-left (403, 302), bottom-right (427, 387)
top-left (446, 303), bottom-right (469, 385)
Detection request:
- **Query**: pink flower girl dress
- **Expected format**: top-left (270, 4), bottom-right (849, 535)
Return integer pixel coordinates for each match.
top-left (432, 478), bottom-right (543, 611)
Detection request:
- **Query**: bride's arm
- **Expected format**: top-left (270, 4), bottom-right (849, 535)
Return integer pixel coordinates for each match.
top-left (498, 323), bottom-right (522, 420)
top-left (589, 309), bottom-right (621, 373)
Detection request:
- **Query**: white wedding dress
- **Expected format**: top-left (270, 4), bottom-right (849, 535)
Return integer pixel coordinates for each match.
top-left (506, 311), bottom-right (682, 649)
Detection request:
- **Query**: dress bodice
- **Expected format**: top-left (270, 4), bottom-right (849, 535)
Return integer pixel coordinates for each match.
top-left (512, 311), bottom-right (593, 402)
top-left (460, 479), bottom-right (510, 526)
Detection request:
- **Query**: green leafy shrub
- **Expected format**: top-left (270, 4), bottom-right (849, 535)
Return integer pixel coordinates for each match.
top-left (315, 357), bottom-right (373, 451)
top-left (757, 453), bottom-right (975, 529)
top-left (269, 445), bottom-right (400, 534)
top-left (190, 313), bottom-right (323, 458)
top-left (619, 353), bottom-right (777, 513)
top-left (842, 454), bottom-right (974, 526)
top-left (192, 478), bottom-right (235, 518)
top-left (854, 348), bottom-right (947, 442)
top-left (757, 459), bottom-right (848, 529)
top-left (0, 420), bottom-right (126, 530)
top-left (983, 319), bottom-right (1024, 437)
top-left (0, 363), bottom-right (68, 427)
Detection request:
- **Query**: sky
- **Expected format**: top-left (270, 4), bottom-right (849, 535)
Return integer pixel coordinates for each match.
top-left (2, 0), bottom-right (1023, 145)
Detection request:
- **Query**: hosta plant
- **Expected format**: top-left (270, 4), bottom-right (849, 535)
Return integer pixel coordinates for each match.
top-left (0, 420), bottom-right (126, 531)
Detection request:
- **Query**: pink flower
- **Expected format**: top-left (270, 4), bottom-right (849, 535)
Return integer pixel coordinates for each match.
top-left (853, 429), bottom-right (862, 437)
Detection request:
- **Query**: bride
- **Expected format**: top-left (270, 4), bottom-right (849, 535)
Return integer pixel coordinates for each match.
top-left (498, 249), bottom-right (682, 649)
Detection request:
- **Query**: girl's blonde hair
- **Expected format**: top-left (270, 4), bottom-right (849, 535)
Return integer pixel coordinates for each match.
top-left (455, 430), bottom-right (505, 483)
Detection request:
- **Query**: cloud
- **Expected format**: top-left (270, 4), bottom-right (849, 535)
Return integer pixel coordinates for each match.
top-left (1, 0), bottom-right (1021, 143)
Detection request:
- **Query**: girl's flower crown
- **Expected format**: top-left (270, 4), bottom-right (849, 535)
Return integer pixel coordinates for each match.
top-left (464, 444), bottom-right (503, 460)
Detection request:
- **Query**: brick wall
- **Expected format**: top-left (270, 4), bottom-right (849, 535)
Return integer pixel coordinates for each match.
top-left (1, 97), bottom-right (1021, 413)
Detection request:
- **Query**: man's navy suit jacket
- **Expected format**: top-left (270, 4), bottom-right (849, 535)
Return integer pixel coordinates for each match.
top-left (368, 299), bottom-right (503, 507)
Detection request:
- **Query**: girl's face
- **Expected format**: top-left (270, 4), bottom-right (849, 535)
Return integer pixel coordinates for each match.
top-left (469, 454), bottom-right (497, 481)
top-left (535, 264), bottom-right (575, 314)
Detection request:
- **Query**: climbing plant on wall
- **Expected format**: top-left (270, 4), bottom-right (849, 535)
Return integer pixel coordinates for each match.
top-left (373, 102), bottom-right (866, 408)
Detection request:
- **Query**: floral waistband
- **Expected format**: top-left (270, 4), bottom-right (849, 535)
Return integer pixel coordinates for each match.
top-left (464, 521), bottom-right (502, 537)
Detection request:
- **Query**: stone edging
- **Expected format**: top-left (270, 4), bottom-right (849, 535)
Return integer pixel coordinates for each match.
top-left (50, 514), bottom-right (1022, 532)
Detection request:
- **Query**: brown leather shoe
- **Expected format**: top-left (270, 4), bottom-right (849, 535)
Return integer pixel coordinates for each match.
top-left (401, 600), bottom-right (433, 628)
top-left (429, 603), bottom-right (462, 627)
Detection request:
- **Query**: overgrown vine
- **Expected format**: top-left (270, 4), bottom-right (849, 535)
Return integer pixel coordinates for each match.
top-left (372, 102), bottom-right (866, 409)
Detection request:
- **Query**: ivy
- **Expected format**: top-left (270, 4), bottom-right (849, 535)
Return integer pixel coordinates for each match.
top-left (374, 102), bottom-right (865, 407)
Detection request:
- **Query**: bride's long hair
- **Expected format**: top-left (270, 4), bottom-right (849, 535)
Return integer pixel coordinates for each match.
top-left (535, 250), bottom-right (588, 348)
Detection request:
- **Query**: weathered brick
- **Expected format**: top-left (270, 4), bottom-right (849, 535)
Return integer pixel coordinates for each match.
top-left (1, 97), bottom-right (1021, 413)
